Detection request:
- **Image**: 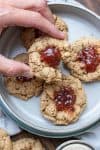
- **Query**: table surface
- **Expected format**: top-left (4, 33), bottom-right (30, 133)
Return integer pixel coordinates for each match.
top-left (77, 0), bottom-right (100, 15)
top-left (13, 1), bottom-right (99, 149)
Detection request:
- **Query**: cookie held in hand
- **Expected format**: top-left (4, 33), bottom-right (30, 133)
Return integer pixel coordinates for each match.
top-left (21, 15), bottom-right (68, 49)
top-left (5, 53), bottom-right (44, 100)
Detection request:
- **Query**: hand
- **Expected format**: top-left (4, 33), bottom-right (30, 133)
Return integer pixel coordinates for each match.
top-left (0, 0), bottom-right (65, 77)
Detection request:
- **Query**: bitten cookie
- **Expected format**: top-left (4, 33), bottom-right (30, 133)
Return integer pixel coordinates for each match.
top-left (21, 15), bottom-right (68, 49)
top-left (0, 128), bottom-right (12, 150)
top-left (63, 37), bottom-right (100, 82)
top-left (5, 53), bottom-right (43, 100)
top-left (40, 75), bottom-right (86, 125)
top-left (28, 36), bottom-right (69, 83)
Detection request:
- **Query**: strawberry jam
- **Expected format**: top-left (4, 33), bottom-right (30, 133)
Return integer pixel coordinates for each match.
top-left (40, 47), bottom-right (61, 68)
top-left (16, 76), bottom-right (32, 82)
top-left (54, 87), bottom-right (76, 111)
top-left (77, 46), bottom-right (100, 73)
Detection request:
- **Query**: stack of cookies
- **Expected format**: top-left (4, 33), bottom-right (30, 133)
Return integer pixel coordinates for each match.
top-left (5, 15), bottom-right (100, 125)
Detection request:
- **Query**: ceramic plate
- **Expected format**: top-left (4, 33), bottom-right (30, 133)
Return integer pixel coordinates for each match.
top-left (0, 1), bottom-right (100, 138)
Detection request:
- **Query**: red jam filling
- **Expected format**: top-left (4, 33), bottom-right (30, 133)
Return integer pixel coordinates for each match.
top-left (54, 87), bottom-right (76, 111)
top-left (40, 47), bottom-right (61, 68)
top-left (77, 46), bottom-right (100, 73)
top-left (16, 76), bottom-right (33, 82)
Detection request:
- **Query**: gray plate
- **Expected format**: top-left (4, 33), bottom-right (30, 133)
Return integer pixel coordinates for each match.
top-left (0, 1), bottom-right (100, 138)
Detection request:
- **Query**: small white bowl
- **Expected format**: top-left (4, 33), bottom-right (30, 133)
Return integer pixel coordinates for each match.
top-left (56, 140), bottom-right (94, 150)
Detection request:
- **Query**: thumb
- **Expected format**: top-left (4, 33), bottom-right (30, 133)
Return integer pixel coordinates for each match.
top-left (0, 55), bottom-right (33, 77)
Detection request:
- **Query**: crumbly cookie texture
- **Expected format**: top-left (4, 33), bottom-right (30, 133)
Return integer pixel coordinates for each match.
top-left (21, 15), bottom-right (68, 49)
top-left (28, 36), bottom-right (69, 83)
top-left (13, 133), bottom-right (45, 150)
top-left (5, 53), bottom-right (43, 100)
top-left (40, 75), bottom-right (86, 125)
top-left (0, 128), bottom-right (12, 150)
top-left (53, 14), bottom-right (68, 33)
top-left (62, 37), bottom-right (100, 82)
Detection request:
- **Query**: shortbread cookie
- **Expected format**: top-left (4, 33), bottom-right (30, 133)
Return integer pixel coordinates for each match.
top-left (12, 133), bottom-right (45, 150)
top-left (63, 37), bottom-right (100, 82)
top-left (21, 15), bottom-right (68, 49)
top-left (28, 36), bottom-right (69, 83)
top-left (41, 75), bottom-right (86, 125)
top-left (0, 128), bottom-right (12, 150)
top-left (5, 53), bottom-right (43, 100)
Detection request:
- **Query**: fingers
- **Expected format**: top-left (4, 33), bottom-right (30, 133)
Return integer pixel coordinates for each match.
top-left (0, 0), bottom-right (47, 9)
top-left (0, 0), bottom-right (54, 23)
top-left (5, 7), bottom-right (64, 39)
top-left (27, 0), bottom-right (54, 23)
top-left (38, 5), bottom-right (54, 23)
top-left (15, 9), bottom-right (64, 39)
top-left (0, 5), bottom-right (64, 39)
top-left (0, 55), bottom-right (33, 77)
top-left (0, 1), bottom-right (64, 39)
top-left (0, 5), bottom-right (64, 38)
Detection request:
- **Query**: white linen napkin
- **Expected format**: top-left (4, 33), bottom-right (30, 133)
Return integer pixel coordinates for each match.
top-left (0, 0), bottom-right (100, 149)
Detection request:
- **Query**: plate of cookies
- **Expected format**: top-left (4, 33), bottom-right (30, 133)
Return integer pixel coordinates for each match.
top-left (0, 1), bottom-right (100, 138)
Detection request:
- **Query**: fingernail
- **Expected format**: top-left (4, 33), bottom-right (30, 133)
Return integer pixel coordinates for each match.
top-left (22, 69), bottom-right (33, 78)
